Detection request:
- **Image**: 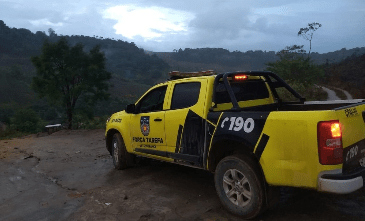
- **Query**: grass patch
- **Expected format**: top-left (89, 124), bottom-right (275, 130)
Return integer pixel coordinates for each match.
top-left (276, 83), bottom-right (328, 102)
top-left (74, 115), bottom-right (109, 130)
top-left (0, 129), bottom-right (31, 140)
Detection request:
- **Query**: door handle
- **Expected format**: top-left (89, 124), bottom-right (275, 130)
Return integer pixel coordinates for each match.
top-left (154, 118), bottom-right (162, 122)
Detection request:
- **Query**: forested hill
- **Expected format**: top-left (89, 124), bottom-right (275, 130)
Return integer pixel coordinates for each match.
top-left (151, 47), bottom-right (365, 72)
top-left (323, 53), bottom-right (365, 99)
top-left (1, 19), bottom-right (365, 121)
top-left (0, 20), bottom-right (170, 121)
top-left (0, 20), bottom-right (169, 82)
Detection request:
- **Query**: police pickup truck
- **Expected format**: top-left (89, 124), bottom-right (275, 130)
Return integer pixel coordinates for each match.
top-left (105, 71), bottom-right (365, 219)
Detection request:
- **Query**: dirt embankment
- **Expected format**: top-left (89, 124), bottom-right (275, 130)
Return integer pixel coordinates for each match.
top-left (1, 130), bottom-right (365, 221)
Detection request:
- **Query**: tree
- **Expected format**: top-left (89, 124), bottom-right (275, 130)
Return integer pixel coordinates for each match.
top-left (298, 22), bottom-right (322, 56)
top-left (31, 37), bottom-right (111, 129)
top-left (48, 28), bottom-right (56, 37)
top-left (276, 45), bottom-right (306, 60)
top-left (266, 45), bottom-right (324, 86)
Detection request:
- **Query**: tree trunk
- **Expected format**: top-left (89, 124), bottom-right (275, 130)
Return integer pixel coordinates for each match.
top-left (308, 40), bottom-right (312, 58)
top-left (67, 106), bottom-right (73, 129)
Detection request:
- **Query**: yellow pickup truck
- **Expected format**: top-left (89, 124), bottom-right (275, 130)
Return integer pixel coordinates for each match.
top-left (105, 71), bottom-right (365, 219)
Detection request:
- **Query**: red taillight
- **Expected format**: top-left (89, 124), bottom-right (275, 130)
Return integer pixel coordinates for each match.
top-left (234, 75), bottom-right (248, 80)
top-left (317, 121), bottom-right (343, 165)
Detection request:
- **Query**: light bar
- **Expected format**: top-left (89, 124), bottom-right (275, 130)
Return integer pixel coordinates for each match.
top-left (169, 70), bottom-right (215, 77)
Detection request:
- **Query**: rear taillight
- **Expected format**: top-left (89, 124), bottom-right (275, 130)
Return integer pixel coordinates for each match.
top-left (317, 120), bottom-right (343, 165)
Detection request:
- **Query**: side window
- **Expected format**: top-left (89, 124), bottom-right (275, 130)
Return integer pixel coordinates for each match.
top-left (215, 80), bottom-right (269, 104)
top-left (171, 82), bottom-right (201, 110)
top-left (137, 86), bottom-right (167, 113)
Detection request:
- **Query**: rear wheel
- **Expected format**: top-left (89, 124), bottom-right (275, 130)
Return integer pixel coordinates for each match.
top-left (214, 155), bottom-right (266, 219)
top-left (112, 133), bottom-right (133, 170)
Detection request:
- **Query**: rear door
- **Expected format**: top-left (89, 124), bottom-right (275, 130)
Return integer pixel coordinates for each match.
top-left (164, 79), bottom-right (208, 167)
top-left (335, 103), bottom-right (365, 173)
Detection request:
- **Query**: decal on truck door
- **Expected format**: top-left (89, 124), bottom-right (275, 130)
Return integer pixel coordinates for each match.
top-left (220, 117), bottom-right (255, 133)
top-left (209, 112), bottom-right (270, 152)
top-left (254, 134), bottom-right (270, 159)
top-left (140, 116), bottom-right (150, 136)
top-left (175, 125), bottom-right (184, 153)
top-left (173, 110), bottom-right (205, 166)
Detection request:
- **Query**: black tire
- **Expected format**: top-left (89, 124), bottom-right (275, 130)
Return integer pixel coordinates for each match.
top-left (112, 133), bottom-right (133, 170)
top-left (214, 155), bottom-right (266, 219)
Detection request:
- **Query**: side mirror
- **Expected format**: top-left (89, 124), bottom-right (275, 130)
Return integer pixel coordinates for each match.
top-left (125, 104), bottom-right (136, 114)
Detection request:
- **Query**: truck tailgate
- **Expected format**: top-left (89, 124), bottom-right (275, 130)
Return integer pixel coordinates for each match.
top-left (335, 102), bottom-right (365, 173)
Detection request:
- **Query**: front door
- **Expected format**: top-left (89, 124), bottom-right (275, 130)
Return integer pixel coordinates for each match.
top-left (130, 112), bottom-right (166, 151)
top-left (129, 85), bottom-right (168, 156)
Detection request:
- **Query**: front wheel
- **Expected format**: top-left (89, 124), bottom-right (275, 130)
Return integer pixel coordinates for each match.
top-left (214, 155), bottom-right (266, 219)
top-left (112, 133), bottom-right (133, 170)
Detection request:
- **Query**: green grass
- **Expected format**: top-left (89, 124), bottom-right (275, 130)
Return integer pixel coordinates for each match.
top-left (73, 115), bottom-right (109, 130)
top-left (0, 129), bottom-right (31, 140)
top-left (276, 83), bottom-right (328, 102)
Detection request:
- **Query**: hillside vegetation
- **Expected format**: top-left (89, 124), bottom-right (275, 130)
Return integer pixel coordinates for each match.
top-left (154, 47), bottom-right (365, 72)
top-left (157, 47), bottom-right (364, 102)
top-left (1, 19), bottom-right (364, 135)
top-left (322, 53), bottom-right (365, 99)
top-left (0, 20), bottom-right (169, 128)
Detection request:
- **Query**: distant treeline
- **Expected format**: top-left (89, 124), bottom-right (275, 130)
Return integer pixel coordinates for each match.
top-left (323, 53), bottom-right (365, 99)
top-left (152, 47), bottom-right (365, 71)
top-left (171, 48), bottom-right (276, 70)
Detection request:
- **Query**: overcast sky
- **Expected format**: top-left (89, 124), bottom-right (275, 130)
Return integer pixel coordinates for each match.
top-left (1, 0), bottom-right (364, 53)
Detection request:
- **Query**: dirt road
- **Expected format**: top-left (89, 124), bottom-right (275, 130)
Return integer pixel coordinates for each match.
top-left (1, 130), bottom-right (365, 221)
top-left (321, 86), bottom-right (353, 100)
top-left (321, 86), bottom-right (341, 100)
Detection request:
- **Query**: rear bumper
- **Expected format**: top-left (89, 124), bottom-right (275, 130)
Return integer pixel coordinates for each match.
top-left (318, 168), bottom-right (365, 194)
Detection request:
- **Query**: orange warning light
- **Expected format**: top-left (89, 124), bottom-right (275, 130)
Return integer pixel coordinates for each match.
top-left (234, 75), bottom-right (248, 80)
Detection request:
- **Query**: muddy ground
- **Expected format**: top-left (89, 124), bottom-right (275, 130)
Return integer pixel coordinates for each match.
top-left (1, 129), bottom-right (365, 221)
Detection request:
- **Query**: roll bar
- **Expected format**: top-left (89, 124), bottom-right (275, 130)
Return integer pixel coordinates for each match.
top-left (211, 71), bottom-right (306, 111)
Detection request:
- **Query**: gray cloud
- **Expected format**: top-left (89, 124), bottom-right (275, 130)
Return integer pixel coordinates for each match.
top-left (1, 0), bottom-right (364, 53)
top-left (188, 6), bottom-right (251, 46)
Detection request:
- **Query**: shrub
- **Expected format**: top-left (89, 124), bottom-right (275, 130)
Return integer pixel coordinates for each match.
top-left (276, 82), bottom-right (328, 101)
top-left (74, 115), bottom-right (109, 130)
top-left (266, 57), bottom-right (324, 87)
top-left (12, 108), bottom-right (42, 133)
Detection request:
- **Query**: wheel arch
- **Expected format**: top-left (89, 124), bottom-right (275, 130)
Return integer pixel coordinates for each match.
top-left (207, 138), bottom-right (261, 175)
top-left (106, 128), bottom-right (120, 155)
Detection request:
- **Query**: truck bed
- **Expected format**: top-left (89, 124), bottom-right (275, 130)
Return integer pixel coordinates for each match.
top-left (235, 99), bottom-right (365, 112)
